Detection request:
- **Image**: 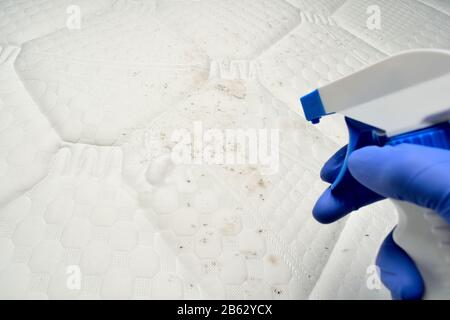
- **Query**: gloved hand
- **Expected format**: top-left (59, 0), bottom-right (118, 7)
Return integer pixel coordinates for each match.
top-left (314, 143), bottom-right (450, 300)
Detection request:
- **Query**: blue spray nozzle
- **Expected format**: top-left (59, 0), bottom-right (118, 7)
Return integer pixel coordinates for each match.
top-left (300, 90), bottom-right (328, 124)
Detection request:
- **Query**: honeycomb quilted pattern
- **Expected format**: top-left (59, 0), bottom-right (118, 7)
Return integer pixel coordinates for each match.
top-left (15, 6), bottom-right (209, 145)
top-left (258, 22), bottom-right (386, 112)
top-left (309, 202), bottom-right (397, 300)
top-left (334, 0), bottom-right (450, 54)
top-left (0, 143), bottom-right (202, 299)
top-left (155, 0), bottom-right (301, 59)
top-left (257, 21), bottom-right (386, 143)
top-left (0, 0), bottom-right (449, 300)
top-left (119, 79), bottom-right (345, 299)
top-left (0, 46), bottom-right (60, 208)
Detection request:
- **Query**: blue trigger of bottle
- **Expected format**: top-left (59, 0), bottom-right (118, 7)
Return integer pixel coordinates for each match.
top-left (330, 118), bottom-right (380, 197)
top-left (331, 119), bottom-right (450, 198)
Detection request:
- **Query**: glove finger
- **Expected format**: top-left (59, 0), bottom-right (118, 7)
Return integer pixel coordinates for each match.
top-left (348, 144), bottom-right (450, 223)
top-left (376, 230), bottom-right (425, 300)
top-left (313, 186), bottom-right (383, 224)
top-left (320, 146), bottom-right (348, 184)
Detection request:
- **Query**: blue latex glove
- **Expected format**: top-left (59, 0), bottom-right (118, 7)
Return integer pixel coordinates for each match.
top-left (314, 143), bottom-right (450, 300)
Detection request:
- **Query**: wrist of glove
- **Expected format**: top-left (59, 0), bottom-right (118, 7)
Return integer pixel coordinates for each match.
top-left (314, 143), bottom-right (450, 300)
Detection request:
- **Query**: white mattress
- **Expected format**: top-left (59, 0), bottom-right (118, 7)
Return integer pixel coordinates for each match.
top-left (0, 0), bottom-right (449, 300)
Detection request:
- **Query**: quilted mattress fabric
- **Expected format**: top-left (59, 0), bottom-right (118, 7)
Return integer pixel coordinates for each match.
top-left (0, 0), bottom-right (449, 300)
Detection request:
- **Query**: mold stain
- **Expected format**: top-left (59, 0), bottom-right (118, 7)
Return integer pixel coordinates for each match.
top-left (215, 81), bottom-right (247, 100)
top-left (267, 254), bottom-right (279, 265)
top-left (257, 179), bottom-right (266, 188)
top-left (273, 288), bottom-right (283, 295)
